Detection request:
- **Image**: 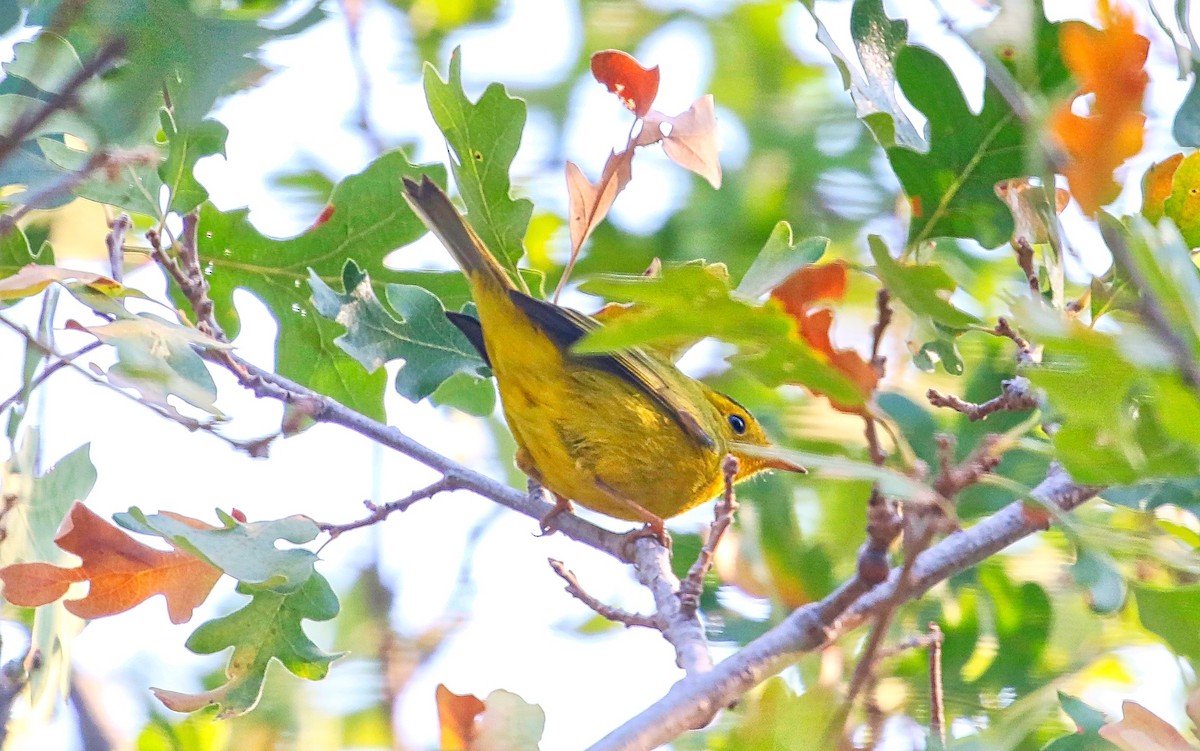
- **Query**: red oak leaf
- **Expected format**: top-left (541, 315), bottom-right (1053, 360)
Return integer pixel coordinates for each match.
top-left (591, 50), bottom-right (660, 118)
top-left (771, 261), bottom-right (879, 413)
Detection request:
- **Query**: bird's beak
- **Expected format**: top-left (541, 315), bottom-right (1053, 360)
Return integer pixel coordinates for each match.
top-left (730, 443), bottom-right (808, 474)
top-left (762, 455), bottom-right (807, 474)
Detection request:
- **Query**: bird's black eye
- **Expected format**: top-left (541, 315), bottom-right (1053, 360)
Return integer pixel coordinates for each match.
top-left (728, 414), bottom-right (747, 435)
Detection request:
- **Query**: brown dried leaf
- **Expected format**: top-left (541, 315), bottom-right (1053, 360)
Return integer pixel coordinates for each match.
top-left (1099, 700), bottom-right (1196, 751)
top-left (995, 178), bottom-right (1070, 245)
top-left (0, 502), bottom-right (221, 624)
top-left (644, 95), bottom-right (722, 189)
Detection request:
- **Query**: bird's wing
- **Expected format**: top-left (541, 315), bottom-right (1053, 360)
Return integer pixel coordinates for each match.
top-left (445, 310), bottom-right (491, 367)
top-left (508, 290), bottom-right (715, 448)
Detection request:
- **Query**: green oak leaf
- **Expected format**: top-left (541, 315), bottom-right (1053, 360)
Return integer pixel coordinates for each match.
top-left (1043, 693), bottom-right (1117, 751)
top-left (0, 224), bottom-right (48, 280)
top-left (4, 31), bottom-right (82, 95)
top-left (980, 0), bottom-right (1070, 97)
top-left (160, 112), bottom-right (228, 215)
top-left (424, 48), bottom-right (532, 280)
top-left (115, 508), bottom-right (320, 591)
top-left (181, 151), bottom-right (447, 422)
top-left (801, 0), bottom-right (922, 149)
top-left (0, 441), bottom-right (97, 568)
top-left (735, 221), bottom-right (828, 298)
top-left (67, 314), bottom-right (229, 418)
top-left (886, 46), bottom-right (1027, 248)
top-left (577, 263), bottom-right (865, 409)
top-left (473, 690), bottom-right (546, 749)
top-left (868, 235), bottom-right (979, 328)
top-left (1174, 62), bottom-right (1200, 148)
top-left (37, 137), bottom-right (161, 217)
top-left (1015, 296), bottom-right (1200, 484)
top-left (35, 112), bottom-right (227, 219)
top-left (1101, 216), bottom-right (1200, 365)
top-left (1161, 152), bottom-right (1200, 248)
top-left (0, 141), bottom-right (78, 211)
top-left (1133, 582), bottom-right (1200, 665)
top-left (309, 259), bottom-right (490, 405)
top-left (71, 1), bottom-right (322, 142)
top-left (154, 571), bottom-right (341, 719)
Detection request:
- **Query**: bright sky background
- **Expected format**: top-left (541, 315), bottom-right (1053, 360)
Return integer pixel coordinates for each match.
top-left (0, 1), bottom-right (1195, 749)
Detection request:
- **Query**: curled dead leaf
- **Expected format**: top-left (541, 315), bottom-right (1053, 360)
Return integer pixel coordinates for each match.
top-left (995, 178), bottom-right (1070, 246)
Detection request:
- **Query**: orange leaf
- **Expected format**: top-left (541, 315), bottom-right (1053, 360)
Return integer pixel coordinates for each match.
top-left (590, 50), bottom-right (660, 118)
top-left (0, 502), bottom-right (221, 624)
top-left (770, 262), bottom-right (878, 414)
top-left (770, 261), bottom-right (849, 321)
top-left (1099, 700), bottom-right (1194, 751)
top-left (1050, 0), bottom-right (1149, 214)
top-left (437, 684), bottom-right (485, 750)
top-left (644, 95), bottom-right (723, 189)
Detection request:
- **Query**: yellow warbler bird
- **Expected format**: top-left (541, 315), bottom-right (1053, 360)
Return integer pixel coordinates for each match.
top-left (402, 176), bottom-right (803, 538)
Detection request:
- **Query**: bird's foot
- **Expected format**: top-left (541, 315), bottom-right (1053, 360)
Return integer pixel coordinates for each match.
top-left (620, 517), bottom-right (672, 552)
top-left (538, 494), bottom-right (575, 536)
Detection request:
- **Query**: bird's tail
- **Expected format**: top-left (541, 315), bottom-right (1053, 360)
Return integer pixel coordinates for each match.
top-left (402, 176), bottom-right (515, 293)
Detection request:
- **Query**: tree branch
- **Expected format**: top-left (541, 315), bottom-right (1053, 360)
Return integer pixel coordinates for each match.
top-left (1101, 221), bottom-right (1200, 394)
top-left (585, 464), bottom-right (1100, 751)
top-left (679, 455), bottom-right (739, 616)
top-left (549, 558), bottom-right (660, 629)
top-left (927, 376), bottom-right (1038, 421)
top-left (201, 348), bottom-right (635, 562)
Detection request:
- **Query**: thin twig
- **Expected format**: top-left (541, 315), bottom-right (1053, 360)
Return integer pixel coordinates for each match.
top-left (318, 477), bottom-right (458, 538)
top-left (927, 376), bottom-right (1037, 421)
top-left (339, 0), bottom-right (386, 157)
top-left (993, 317), bottom-right (1035, 366)
top-left (0, 340), bottom-right (102, 415)
top-left (1102, 221), bottom-right (1200, 394)
top-left (679, 455), bottom-right (739, 616)
top-left (928, 622), bottom-right (946, 747)
top-left (0, 315), bottom-right (252, 451)
top-left (549, 559), bottom-right (661, 629)
top-left (857, 487), bottom-right (901, 584)
top-left (873, 630), bottom-right (941, 661)
top-left (586, 466), bottom-right (1101, 751)
top-left (106, 213), bottom-right (132, 283)
top-left (202, 347), bottom-right (634, 561)
top-left (0, 151), bottom-right (107, 232)
top-left (863, 290), bottom-right (893, 466)
top-left (1014, 237), bottom-right (1041, 297)
top-left (0, 39), bottom-right (126, 167)
top-left (870, 288), bottom-right (892, 369)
